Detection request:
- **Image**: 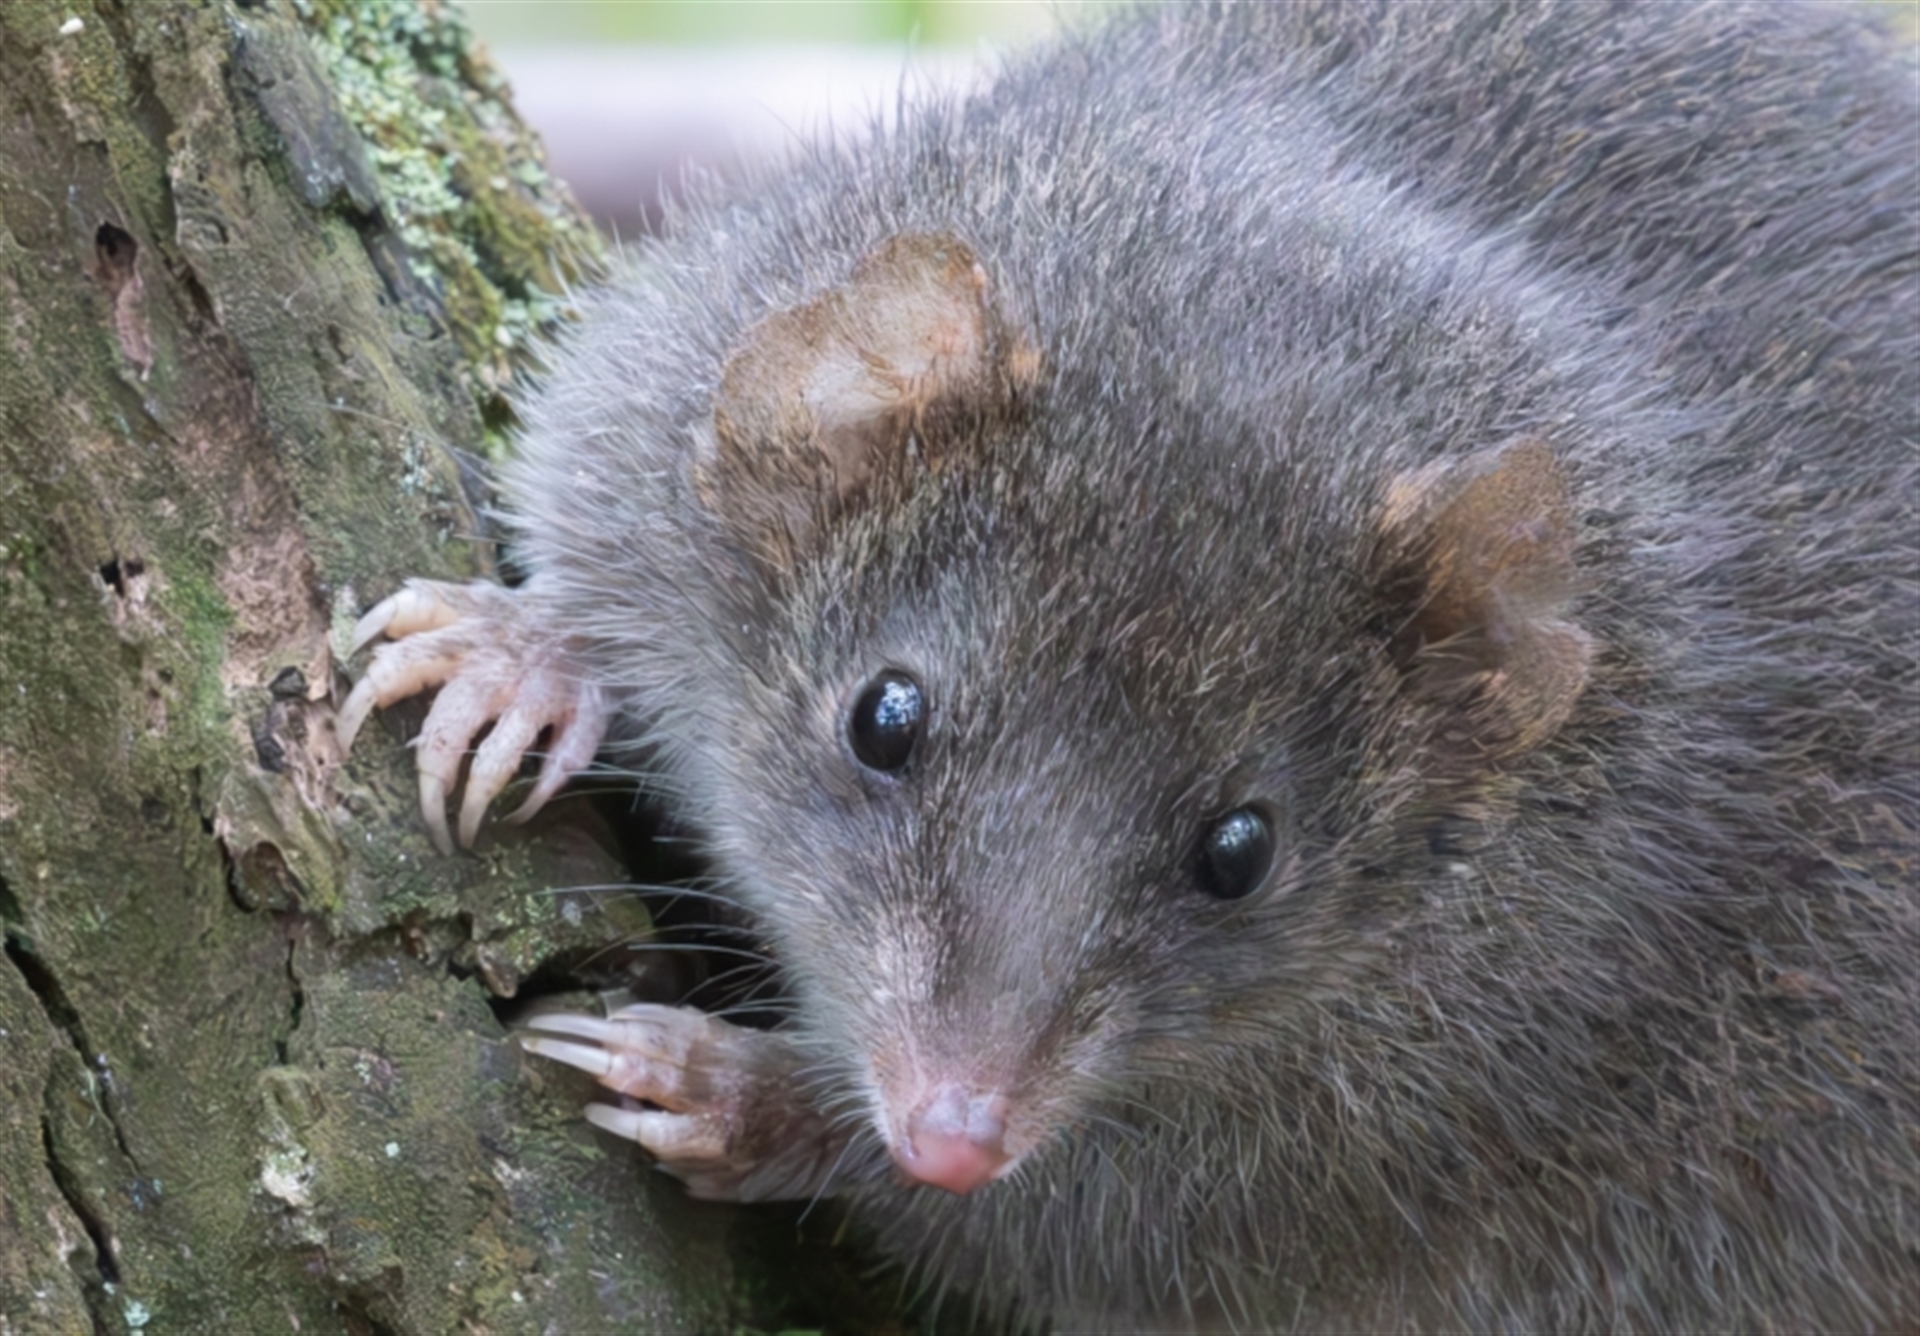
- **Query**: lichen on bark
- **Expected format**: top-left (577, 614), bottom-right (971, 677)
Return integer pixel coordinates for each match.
top-left (296, 0), bottom-right (604, 443)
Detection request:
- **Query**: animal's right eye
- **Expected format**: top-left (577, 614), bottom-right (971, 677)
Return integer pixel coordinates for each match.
top-left (849, 671), bottom-right (924, 772)
top-left (1194, 807), bottom-right (1275, 901)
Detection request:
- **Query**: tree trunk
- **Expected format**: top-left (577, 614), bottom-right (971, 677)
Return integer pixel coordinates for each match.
top-left (0, 2), bottom-right (846, 1331)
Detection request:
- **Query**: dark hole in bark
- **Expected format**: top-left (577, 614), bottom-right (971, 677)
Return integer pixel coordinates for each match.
top-left (94, 223), bottom-right (137, 293)
top-left (98, 556), bottom-right (144, 596)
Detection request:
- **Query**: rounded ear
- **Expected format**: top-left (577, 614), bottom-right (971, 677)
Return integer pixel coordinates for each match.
top-left (700, 233), bottom-right (1042, 564)
top-left (1373, 438), bottom-right (1594, 758)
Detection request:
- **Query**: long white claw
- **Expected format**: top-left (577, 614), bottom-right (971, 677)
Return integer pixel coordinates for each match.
top-left (518, 1006), bottom-right (719, 1107)
top-left (350, 597), bottom-right (399, 656)
top-left (522, 1012), bottom-right (620, 1043)
top-left (337, 639), bottom-right (465, 753)
top-left (583, 1103), bottom-right (653, 1142)
top-left (419, 773), bottom-right (453, 857)
top-left (409, 674), bottom-right (504, 850)
top-left (520, 1033), bottom-right (617, 1079)
top-left (350, 581), bottom-right (466, 653)
top-left (461, 707), bottom-right (545, 847)
top-left (583, 1104), bottom-right (727, 1163)
top-left (335, 676), bottom-right (379, 753)
top-left (505, 690), bottom-right (609, 825)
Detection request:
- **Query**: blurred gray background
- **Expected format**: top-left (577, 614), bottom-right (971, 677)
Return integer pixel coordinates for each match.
top-left (456, 0), bottom-right (1092, 236)
top-left (460, 0), bottom-right (1919, 238)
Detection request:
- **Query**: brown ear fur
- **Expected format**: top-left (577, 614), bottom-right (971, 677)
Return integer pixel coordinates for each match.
top-left (703, 233), bottom-right (1041, 560)
top-left (1375, 438), bottom-right (1593, 757)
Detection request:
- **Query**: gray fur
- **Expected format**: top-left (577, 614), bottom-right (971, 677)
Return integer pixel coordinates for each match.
top-left (500, 2), bottom-right (1917, 1329)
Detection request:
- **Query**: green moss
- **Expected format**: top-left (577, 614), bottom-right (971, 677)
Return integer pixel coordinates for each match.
top-left (297, 0), bottom-right (604, 450)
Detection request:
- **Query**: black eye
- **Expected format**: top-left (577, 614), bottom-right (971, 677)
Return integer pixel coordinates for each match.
top-left (849, 672), bottom-right (924, 772)
top-left (1195, 807), bottom-right (1274, 901)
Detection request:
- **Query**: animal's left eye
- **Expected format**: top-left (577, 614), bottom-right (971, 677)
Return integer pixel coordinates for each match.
top-left (848, 671), bottom-right (924, 772)
top-left (1194, 807), bottom-right (1275, 901)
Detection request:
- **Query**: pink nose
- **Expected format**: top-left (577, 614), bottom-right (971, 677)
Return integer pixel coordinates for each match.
top-left (892, 1085), bottom-right (1011, 1194)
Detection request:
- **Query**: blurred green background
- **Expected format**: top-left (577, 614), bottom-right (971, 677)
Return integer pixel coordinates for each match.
top-left (456, 0), bottom-right (1075, 47)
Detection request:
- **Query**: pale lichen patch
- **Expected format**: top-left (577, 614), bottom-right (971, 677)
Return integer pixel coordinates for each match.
top-left (297, 0), bottom-right (604, 448)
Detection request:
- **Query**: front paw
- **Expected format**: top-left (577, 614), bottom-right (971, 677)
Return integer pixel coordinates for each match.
top-left (338, 578), bottom-right (608, 853)
top-left (520, 1004), bottom-right (854, 1203)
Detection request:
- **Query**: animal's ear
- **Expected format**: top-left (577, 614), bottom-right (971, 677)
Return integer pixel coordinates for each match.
top-left (702, 232), bottom-right (1041, 559)
top-left (1373, 438), bottom-right (1593, 757)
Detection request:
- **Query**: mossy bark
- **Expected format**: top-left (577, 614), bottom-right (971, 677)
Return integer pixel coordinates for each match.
top-left (0, 2), bottom-right (803, 1331)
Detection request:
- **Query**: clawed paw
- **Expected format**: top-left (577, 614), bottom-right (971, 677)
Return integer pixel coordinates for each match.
top-left (520, 1005), bottom-right (846, 1203)
top-left (338, 578), bottom-right (607, 853)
